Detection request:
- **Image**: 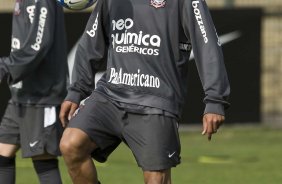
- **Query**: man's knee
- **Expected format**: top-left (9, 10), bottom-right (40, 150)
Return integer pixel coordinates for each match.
top-left (32, 159), bottom-right (59, 173)
top-left (60, 128), bottom-right (94, 158)
top-left (59, 138), bottom-right (77, 157)
top-left (143, 170), bottom-right (171, 184)
top-left (0, 143), bottom-right (19, 157)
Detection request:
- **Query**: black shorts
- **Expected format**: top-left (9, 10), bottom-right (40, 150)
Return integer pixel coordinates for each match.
top-left (68, 92), bottom-right (181, 171)
top-left (0, 103), bottom-right (63, 158)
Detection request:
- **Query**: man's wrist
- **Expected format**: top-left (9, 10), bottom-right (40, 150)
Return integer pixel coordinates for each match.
top-left (65, 91), bottom-right (82, 105)
top-left (204, 103), bottom-right (225, 116)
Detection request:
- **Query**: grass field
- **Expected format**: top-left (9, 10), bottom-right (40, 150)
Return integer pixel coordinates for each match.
top-left (15, 125), bottom-right (282, 184)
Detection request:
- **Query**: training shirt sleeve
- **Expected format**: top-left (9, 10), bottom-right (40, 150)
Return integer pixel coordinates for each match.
top-left (0, 0), bottom-right (55, 84)
top-left (65, 1), bottom-right (108, 104)
top-left (0, 62), bottom-right (8, 82)
top-left (180, 0), bottom-right (230, 116)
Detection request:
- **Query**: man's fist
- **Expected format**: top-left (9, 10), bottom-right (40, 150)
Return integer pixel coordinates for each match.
top-left (59, 101), bottom-right (79, 128)
top-left (202, 113), bottom-right (225, 141)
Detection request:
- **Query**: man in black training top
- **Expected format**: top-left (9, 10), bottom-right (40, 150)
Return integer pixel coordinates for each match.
top-left (59, 0), bottom-right (230, 184)
top-left (0, 0), bottom-right (67, 184)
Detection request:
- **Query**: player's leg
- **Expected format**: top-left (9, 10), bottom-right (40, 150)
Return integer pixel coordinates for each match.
top-left (60, 92), bottom-right (123, 184)
top-left (32, 154), bottom-right (62, 184)
top-left (60, 128), bottom-right (99, 184)
top-left (0, 143), bottom-right (19, 184)
top-left (123, 113), bottom-right (181, 184)
top-left (143, 170), bottom-right (171, 184)
top-left (0, 104), bottom-right (21, 184)
top-left (19, 105), bottom-right (63, 184)
top-left (0, 143), bottom-right (19, 157)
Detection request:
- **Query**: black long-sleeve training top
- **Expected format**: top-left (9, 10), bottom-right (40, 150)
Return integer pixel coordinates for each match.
top-left (0, 0), bottom-right (68, 106)
top-left (66, 0), bottom-right (230, 117)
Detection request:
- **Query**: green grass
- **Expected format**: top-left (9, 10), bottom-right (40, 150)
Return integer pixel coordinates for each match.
top-left (15, 126), bottom-right (282, 184)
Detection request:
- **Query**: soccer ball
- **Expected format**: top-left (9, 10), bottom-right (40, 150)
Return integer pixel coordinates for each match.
top-left (57, 0), bottom-right (96, 10)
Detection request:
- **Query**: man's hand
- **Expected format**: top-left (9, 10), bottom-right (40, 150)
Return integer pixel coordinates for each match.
top-left (59, 101), bottom-right (79, 128)
top-left (202, 113), bottom-right (225, 141)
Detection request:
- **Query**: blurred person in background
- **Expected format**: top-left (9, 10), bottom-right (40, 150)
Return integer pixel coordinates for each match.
top-left (59, 0), bottom-right (230, 184)
top-left (0, 0), bottom-right (68, 183)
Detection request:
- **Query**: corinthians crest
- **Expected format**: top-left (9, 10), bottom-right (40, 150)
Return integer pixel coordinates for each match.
top-left (150, 0), bottom-right (166, 8)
